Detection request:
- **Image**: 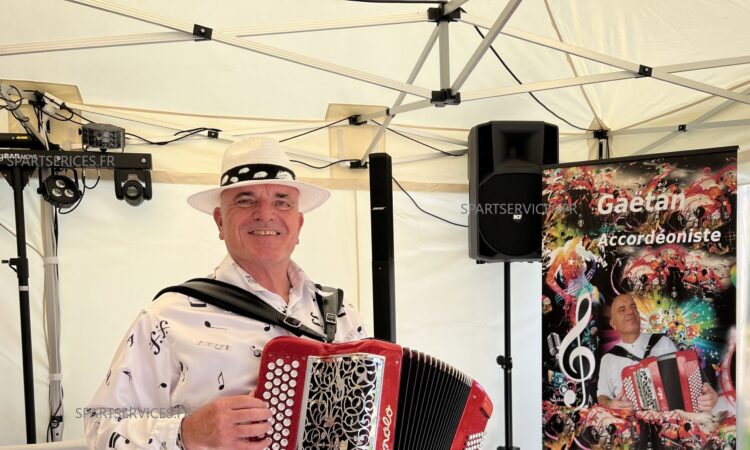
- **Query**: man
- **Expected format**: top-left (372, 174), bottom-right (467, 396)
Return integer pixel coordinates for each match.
top-left (596, 293), bottom-right (717, 412)
top-left (84, 138), bottom-right (367, 449)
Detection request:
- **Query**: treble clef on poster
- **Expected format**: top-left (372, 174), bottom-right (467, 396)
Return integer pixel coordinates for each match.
top-left (556, 290), bottom-right (596, 410)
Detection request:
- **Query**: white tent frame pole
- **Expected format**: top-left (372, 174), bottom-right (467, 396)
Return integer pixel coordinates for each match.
top-left (439, 22), bottom-right (451, 90)
top-left (0, 14), bottom-right (427, 57)
top-left (66, 102), bottom-right (353, 143)
top-left (360, 26), bottom-right (441, 163)
top-left (443, 0), bottom-right (470, 16)
top-left (389, 125), bottom-right (467, 146)
top-left (65, 0), bottom-right (433, 99)
top-left (659, 55), bottom-right (750, 73)
top-left (627, 119), bottom-right (750, 155)
top-left (463, 14), bottom-right (750, 105)
top-left (391, 149), bottom-right (467, 164)
top-left (451, 0), bottom-right (522, 93)
top-left (462, 71), bottom-right (636, 101)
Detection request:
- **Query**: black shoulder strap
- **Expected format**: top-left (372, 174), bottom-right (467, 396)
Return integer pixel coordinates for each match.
top-left (314, 284), bottom-right (344, 343)
top-left (607, 333), bottom-right (666, 361)
top-left (643, 333), bottom-right (664, 358)
top-left (606, 346), bottom-right (641, 362)
top-left (154, 278), bottom-right (329, 342)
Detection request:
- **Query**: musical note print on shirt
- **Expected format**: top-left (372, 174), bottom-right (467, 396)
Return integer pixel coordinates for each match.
top-left (263, 323), bottom-right (274, 332)
top-left (108, 432), bottom-right (129, 449)
top-left (217, 371), bottom-right (225, 390)
top-left (159, 382), bottom-right (167, 389)
top-left (149, 320), bottom-right (170, 355)
top-left (251, 346), bottom-right (262, 358)
top-left (126, 334), bottom-right (134, 347)
top-left (204, 320), bottom-right (226, 330)
top-left (122, 370), bottom-right (133, 382)
top-left (310, 312), bottom-right (322, 327)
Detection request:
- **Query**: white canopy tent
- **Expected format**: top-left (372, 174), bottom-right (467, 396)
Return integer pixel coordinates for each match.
top-left (1, 0), bottom-right (749, 448)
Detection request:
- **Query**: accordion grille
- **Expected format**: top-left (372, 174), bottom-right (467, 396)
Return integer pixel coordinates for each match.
top-left (395, 348), bottom-right (473, 450)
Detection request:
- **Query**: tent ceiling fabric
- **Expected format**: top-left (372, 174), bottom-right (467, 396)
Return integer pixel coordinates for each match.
top-left (2, 0), bottom-right (749, 177)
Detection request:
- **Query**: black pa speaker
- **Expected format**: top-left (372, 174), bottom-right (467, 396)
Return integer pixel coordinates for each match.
top-left (468, 121), bottom-right (558, 262)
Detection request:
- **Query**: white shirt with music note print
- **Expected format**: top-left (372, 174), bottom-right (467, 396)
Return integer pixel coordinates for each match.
top-left (84, 254), bottom-right (368, 450)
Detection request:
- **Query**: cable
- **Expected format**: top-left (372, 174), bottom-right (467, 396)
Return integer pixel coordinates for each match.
top-left (125, 127), bottom-right (218, 146)
top-left (290, 158), bottom-right (362, 170)
top-left (473, 26), bottom-right (594, 132)
top-left (279, 117), bottom-right (353, 143)
top-left (0, 85), bottom-right (24, 112)
top-left (392, 176), bottom-right (468, 228)
top-left (0, 221), bottom-right (45, 259)
top-left (372, 120), bottom-right (467, 157)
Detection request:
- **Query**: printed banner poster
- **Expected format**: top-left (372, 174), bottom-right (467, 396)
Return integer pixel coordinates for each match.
top-left (541, 148), bottom-right (737, 450)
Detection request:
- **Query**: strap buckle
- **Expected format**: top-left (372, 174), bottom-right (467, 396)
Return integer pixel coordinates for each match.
top-left (282, 315), bottom-right (302, 328)
top-left (325, 313), bottom-right (337, 325)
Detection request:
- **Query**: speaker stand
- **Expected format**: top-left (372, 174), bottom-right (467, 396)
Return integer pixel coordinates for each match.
top-left (497, 261), bottom-right (519, 450)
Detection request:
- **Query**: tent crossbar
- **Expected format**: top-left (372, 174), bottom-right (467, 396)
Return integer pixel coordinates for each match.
top-left (462, 71), bottom-right (636, 101)
top-left (451, 0), bottom-right (522, 93)
top-left (66, 0), bottom-right (433, 99)
top-left (391, 149), bottom-right (467, 165)
top-left (286, 149), bottom-right (338, 164)
top-left (224, 13), bottom-right (428, 36)
top-left (615, 118), bottom-right (750, 137)
top-left (66, 102), bottom-right (208, 134)
top-left (361, 26), bottom-right (441, 162)
top-left (0, 32), bottom-right (189, 57)
top-left (650, 70), bottom-right (750, 105)
top-left (659, 55), bottom-right (750, 73)
top-left (0, 14), bottom-right (429, 57)
top-left (463, 14), bottom-right (750, 105)
top-left (443, 0), bottom-right (471, 16)
top-left (354, 99), bottom-right (434, 123)
top-left (463, 14), bottom-right (642, 72)
top-left (388, 125), bottom-right (467, 146)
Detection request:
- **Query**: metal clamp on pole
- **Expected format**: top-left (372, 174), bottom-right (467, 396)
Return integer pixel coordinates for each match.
top-left (430, 89), bottom-right (461, 107)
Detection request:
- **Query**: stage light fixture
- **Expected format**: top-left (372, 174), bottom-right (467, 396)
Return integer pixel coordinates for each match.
top-left (114, 169), bottom-right (152, 206)
top-left (38, 173), bottom-right (82, 209)
top-left (81, 123), bottom-right (125, 150)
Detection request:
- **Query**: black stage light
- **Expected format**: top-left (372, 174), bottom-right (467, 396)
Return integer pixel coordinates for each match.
top-left (38, 173), bottom-right (82, 209)
top-left (81, 123), bottom-right (125, 150)
top-left (114, 169), bottom-right (152, 206)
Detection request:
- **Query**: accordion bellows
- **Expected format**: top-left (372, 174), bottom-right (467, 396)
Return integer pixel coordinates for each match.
top-left (255, 337), bottom-right (493, 450)
top-left (621, 350), bottom-right (703, 412)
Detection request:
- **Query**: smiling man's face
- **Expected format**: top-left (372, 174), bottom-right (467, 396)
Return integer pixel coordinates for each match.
top-left (609, 294), bottom-right (642, 341)
top-left (213, 183), bottom-right (304, 274)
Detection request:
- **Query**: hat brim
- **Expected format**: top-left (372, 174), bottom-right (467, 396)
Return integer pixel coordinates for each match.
top-left (187, 179), bottom-right (331, 214)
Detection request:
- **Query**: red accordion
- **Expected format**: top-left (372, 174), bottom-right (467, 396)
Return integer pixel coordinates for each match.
top-left (621, 350), bottom-right (703, 412)
top-left (255, 336), bottom-right (493, 450)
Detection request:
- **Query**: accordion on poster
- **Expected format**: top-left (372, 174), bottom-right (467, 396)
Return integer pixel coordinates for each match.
top-left (254, 336), bottom-right (493, 450)
top-left (621, 350), bottom-right (704, 412)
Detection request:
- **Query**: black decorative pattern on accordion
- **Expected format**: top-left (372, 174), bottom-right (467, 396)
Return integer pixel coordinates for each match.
top-left (300, 355), bottom-right (383, 449)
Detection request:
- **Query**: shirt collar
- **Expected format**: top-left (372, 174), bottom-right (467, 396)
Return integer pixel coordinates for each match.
top-left (212, 255), bottom-right (316, 308)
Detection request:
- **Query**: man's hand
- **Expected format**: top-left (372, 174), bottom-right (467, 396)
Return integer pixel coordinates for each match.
top-left (599, 391), bottom-right (633, 411)
top-left (181, 391), bottom-right (272, 450)
top-left (697, 383), bottom-right (718, 413)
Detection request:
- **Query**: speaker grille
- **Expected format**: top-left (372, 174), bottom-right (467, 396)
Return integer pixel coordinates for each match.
top-left (477, 173), bottom-right (542, 258)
